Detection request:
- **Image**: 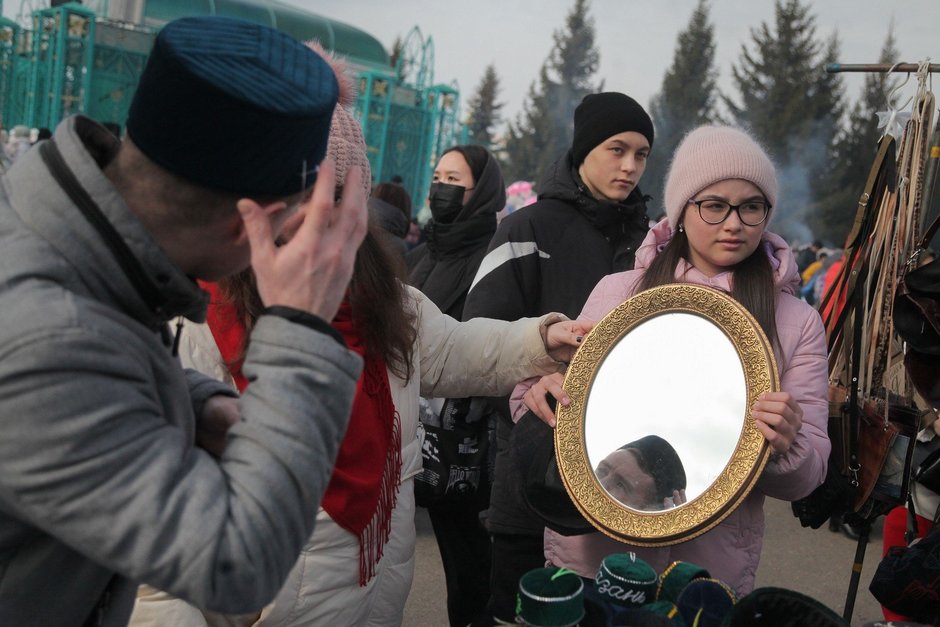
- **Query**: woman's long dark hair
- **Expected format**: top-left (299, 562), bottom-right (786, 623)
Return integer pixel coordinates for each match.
top-left (349, 225), bottom-right (416, 381)
top-left (637, 227), bottom-right (778, 348)
top-left (219, 224), bottom-right (417, 381)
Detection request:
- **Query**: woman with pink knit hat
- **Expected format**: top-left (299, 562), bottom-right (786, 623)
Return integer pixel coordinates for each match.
top-left (518, 125), bottom-right (829, 596)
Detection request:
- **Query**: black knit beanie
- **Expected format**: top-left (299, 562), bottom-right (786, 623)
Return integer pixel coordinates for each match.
top-left (570, 92), bottom-right (654, 166)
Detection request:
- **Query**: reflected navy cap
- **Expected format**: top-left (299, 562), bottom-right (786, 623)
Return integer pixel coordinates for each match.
top-left (126, 16), bottom-right (338, 197)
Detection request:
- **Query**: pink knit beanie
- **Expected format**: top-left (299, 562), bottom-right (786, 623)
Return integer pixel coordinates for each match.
top-left (663, 125), bottom-right (777, 229)
top-left (307, 42), bottom-right (372, 200)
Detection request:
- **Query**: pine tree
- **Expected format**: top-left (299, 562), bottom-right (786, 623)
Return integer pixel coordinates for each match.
top-left (809, 28), bottom-right (900, 244)
top-left (504, 66), bottom-right (555, 182)
top-left (465, 64), bottom-right (503, 148)
top-left (645, 0), bottom-right (717, 215)
top-left (724, 0), bottom-right (845, 243)
top-left (503, 0), bottom-right (601, 182)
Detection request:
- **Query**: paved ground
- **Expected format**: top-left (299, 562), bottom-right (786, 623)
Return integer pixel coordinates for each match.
top-left (403, 498), bottom-right (887, 626)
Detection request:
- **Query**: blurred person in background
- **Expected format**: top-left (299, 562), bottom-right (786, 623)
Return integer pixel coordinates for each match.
top-left (370, 181), bottom-right (412, 260)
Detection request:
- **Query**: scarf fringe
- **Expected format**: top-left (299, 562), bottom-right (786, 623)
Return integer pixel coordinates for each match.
top-left (358, 408), bottom-right (402, 586)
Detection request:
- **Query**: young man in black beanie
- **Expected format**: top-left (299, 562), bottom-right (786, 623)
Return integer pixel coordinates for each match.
top-left (462, 91), bottom-right (654, 623)
top-left (0, 16), bottom-right (367, 625)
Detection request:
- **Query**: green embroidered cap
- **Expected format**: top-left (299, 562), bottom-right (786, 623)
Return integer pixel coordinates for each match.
top-left (656, 560), bottom-right (711, 603)
top-left (516, 567), bottom-right (585, 627)
top-left (595, 552), bottom-right (658, 608)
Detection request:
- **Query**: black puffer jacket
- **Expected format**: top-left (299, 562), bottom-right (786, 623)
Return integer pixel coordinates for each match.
top-left (463, 152), bottom-right (650, 535)
top-left (464, 153), bottom-right (650, 322)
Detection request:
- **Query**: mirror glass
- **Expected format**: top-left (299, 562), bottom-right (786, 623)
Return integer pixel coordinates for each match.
top-left (585, 313), bottom-right (746, 511)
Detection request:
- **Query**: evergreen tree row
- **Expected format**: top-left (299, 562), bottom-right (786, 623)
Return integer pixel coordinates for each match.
top-left (460, 0), bottom-right (905, 245)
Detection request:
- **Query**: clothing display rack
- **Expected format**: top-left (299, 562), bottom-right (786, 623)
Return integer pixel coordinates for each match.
top-left (820, 59), bottom-right (937, 621)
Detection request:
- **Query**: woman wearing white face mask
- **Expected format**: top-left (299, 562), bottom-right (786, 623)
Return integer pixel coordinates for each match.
top-left (518, 125), bottom-right (830, 597)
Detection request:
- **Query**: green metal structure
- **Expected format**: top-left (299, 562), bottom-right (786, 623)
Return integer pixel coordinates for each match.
top-left (0, 0), bottom-right (464, 213)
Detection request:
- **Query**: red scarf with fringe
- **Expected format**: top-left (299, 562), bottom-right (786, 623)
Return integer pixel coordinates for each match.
top-left (204, 288), bottom-right (401, 586)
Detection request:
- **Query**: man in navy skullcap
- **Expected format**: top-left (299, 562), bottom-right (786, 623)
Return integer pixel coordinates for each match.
top-left (0, 16), bottom-right (367, 625)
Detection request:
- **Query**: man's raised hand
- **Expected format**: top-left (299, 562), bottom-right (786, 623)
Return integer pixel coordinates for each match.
top-left (238, 160), bottom-right (367, 322)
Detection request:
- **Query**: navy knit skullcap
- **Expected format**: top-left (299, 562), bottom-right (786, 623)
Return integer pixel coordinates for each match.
top-left (126, 16), bottom-right (338, 197)
top-left (570, 92), bottom-right (654, 166)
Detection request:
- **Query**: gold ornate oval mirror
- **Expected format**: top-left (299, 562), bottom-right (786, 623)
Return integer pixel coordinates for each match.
top-left (555, 284), bottom-right (779, 546)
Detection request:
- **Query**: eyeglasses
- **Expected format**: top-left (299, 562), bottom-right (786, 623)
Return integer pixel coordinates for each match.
top-left (687, 198), bottom-right (771, 226)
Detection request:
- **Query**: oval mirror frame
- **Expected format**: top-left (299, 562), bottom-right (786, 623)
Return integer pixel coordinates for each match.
top-left (555, 284), bottom-right (779, 546)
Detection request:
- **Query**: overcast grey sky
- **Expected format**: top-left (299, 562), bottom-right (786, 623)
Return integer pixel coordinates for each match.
top-left (3, 1), bottom-right (932, 127)
top-left (289, 0), bottom-right (937, 130)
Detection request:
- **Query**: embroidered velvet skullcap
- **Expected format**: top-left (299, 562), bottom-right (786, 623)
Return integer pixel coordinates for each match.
top-left (595, 553), bottom-right (658, 608)
top-left (656, 561), bottom-right (711, 603)
top-left (663, 125), bottom-right (778, 229)
top-left (721, 587), bottom-right (848, 627)
top-left (126, 16), bottom-right (338, 197)
top-left (517, 567), bottom-right (586, 627)
top-left (307, 41), bottom-right (372, 199)
top-left (570, 92), bottom-right (654, 166)
top-left (676, 578), bottom-right (737, 627)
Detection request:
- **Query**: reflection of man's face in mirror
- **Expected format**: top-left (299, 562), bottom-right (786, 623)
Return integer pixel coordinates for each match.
top-left (595, 435), bottom-right (687, 511)
top-left (595, 449), bottom-right (659, 510)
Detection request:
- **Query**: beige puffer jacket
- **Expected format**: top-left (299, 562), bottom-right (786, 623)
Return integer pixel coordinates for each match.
top-left (131, 286), bottom-right (567, 626)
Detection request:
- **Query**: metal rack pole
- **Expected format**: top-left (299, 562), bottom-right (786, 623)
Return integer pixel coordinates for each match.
top-left (827, 63), bottom-right (940, 74)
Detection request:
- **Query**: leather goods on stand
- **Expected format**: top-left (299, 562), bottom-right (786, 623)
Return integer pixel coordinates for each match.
top-left (854, 397), bottom-right (920, 513)
top-left (827, 384), bottom-right (852, 476)
top-left (914, 436), bottom-right (940, 494)
top-left (806, 60), bottom-right (936, 624)
top-left (794, 79), bottom-right (935, 525)
top-left (904, 350), bottom-right (940, 409)
top-left (800, 388), bottom-right (921, 523)
top-left (894, 211), bottom-right (940, 356)
top-left (793, 136), bottom-right (901, 527)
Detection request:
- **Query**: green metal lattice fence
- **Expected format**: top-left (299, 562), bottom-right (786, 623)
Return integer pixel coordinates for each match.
top-left (0, 1), bottom-right (464, 215)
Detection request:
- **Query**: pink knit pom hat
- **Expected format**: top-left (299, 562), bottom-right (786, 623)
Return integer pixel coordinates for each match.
top-left (306, 42), bottom-right (372, 200)
top-left (663, 125), bottom-right (777, 229)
